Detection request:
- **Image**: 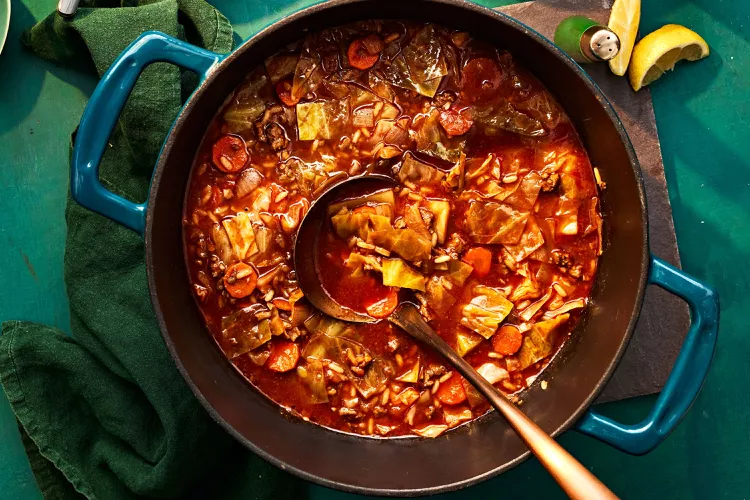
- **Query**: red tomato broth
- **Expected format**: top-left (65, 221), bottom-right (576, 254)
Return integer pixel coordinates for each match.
top-left (183, 19), bottom-right (602, 439)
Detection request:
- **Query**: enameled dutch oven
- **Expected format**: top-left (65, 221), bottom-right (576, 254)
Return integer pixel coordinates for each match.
top-left (70, 0), bottom-right (719, 495)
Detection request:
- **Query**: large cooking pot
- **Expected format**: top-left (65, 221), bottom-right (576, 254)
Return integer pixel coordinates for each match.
top-left (70, 0), bottom-right (719, 495)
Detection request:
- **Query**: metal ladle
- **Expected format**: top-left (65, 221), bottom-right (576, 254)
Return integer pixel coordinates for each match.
top-left (294, 174), bottom-right (617, 500)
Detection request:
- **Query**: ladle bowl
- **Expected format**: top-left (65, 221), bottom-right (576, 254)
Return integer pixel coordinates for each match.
top-left (293, 175), bottom-right (618, 500)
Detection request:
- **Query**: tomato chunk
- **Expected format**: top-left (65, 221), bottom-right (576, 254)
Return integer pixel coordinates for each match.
top-left (223, 262), bottom-right (258, 298)
top-left (439, 108), bottom-right (474, 137)
top-left (436, 373), bottom-right (468, 405)
top-left (462, 247), bottom-right (492, 278)
top-left (348, 36), bottom-right (382, 70)
top-left (366, 290), bottom-right (399, 319)
top-left (212, 135), bottom-right (249, 173)
top-left (267, 341), bottom-right (300, 372)
top-left (275, 78), bottom-right (299, 107)
top-left (461, 57), bottom-right (502, 102)
top-left (492, 325), bottom-right (523, 355)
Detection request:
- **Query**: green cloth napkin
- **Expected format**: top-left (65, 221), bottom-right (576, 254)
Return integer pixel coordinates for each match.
top-left (0, 1), bottom-right (305, 499)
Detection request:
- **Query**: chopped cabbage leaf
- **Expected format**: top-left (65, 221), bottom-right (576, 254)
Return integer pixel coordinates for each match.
top-left (462, 378), bottom-right (486, 408)
top-left (412, 424), bottom-right (448, 438)
top-left (509, 273), bottom-right (543, 302)
top-left (404, 25), bottom-right (448, 83)
top-left (265, 53), bottom-right (298, 83)
top-left (298, 359), bottom-right (328, 404)
top-left (369, 70), bottom-right (396, 101)
top-left (220, 305), bottom-right (272, 359)
top-left (331, 211), bottom-right (392, 242)
top-left (503, 172), bottom-right (542, 210)
top-left (425, 276), bottom-right (456, 314)
top-left (403, 203), bottom-right (431, 239)
top-left (222, 212), bottom-right (259, 261)
top-left (517, 314), bottom-right (570, 370)
top-left (473, 100), bottom-right (546, 137)
top-left (327, 189), bottom-right (395, 217)
top-left (543, 299), bottom-right (586, 320)
top-left (211, 223), bottom-right (236, 265)
top-left (345, 252), bottom-right (382, 277)
top-left (515, 92), bottom-right (562, 129)
top-left (382, 259), bottom-right (425, 291)
top-left (282, 158), bottom-right (335, 197)
top-left (460, 285), bottom-right (514, 339)
top-left (350, 84), bottom-right (381, 108)
top-left (446, 260), bottom-right (474, 286)
top-left (314, 316), bottom-right (349, 337)
top-left (381, 26), bottom-right (447, 98)
top-left (291, 29), bottom-right (343, 100)
top-left (556, 173), bottom-right (581, 235)
top-left (370, 228), bottom-right (432, 262)
top-left (398, 152), bottom-right (445, 185)
top-left (465, 201), bottom-right (530, 245)
top-left (395, 357), bottom-right (420, 382)
top-left (223, 71), bottom-right (273, 133)
top-left (297, 99), bottom-right (350, 141)
top-left (455, 328), bottom-right (483, 357)
top-left (503, 217), bottom-right (545, 262)
top-left (443, 406), bottom-right (473, 428)
top-left (424, 199), bottom-right (450, 244)
top-left (519, 288), bottom-right (553, 322)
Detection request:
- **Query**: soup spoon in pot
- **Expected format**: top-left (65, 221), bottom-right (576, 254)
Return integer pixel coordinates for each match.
top-left (294, 174), bottom-right (617, 500)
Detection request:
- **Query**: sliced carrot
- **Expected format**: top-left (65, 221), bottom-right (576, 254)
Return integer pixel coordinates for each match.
top-left (439, 108), bottom-right (474, 137)
top-left (348, 36), bottom-right (381, 70)
top-left (223, 262), bottom-right (258, 298)
top-left (267, 341), bottom-right (300, 372)
top-left (462, 247), bottom-right (492, 278)
top-left (492, 325), bottom-right (523, 355)
top-left (436, 373), bottom-right (468, 405)
top-left (212, 135), bottom-right (249, 173)
top-left (275, 78), bottom-right (299, 107)
top-left (352, 205), bottom-right (377, 216)
top-left (366, 290), bottom-right (399, 319)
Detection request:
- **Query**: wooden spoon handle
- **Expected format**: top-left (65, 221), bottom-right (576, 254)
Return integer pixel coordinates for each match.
top-left (390, 303), bottom-right (618, 500)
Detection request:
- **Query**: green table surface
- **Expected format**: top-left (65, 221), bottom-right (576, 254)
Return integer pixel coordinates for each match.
top-left (0, 0), bottom-right (747, 498)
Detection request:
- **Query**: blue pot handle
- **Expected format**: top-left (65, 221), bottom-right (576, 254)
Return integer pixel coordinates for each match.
top-left (71, 31), bottom-right (222, 235)
top-left (575, 255), bottom-right (719, 454)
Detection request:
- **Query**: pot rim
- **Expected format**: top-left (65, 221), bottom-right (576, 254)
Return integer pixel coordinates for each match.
top-left (145, 0), bottom-right (650, 495)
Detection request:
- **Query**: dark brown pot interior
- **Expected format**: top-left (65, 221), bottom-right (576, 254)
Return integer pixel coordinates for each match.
top-left (145, 0), bottom-right (649, 495)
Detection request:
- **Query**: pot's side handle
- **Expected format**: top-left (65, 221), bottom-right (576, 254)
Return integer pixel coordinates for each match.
top-left (71, 31), bottom-right (222, 235)
top-left (576, 256), bottom-right (719, 455)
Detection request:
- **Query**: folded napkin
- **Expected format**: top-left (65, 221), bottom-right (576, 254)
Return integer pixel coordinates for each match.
top-left (0, 1), bottom-right (305, 498)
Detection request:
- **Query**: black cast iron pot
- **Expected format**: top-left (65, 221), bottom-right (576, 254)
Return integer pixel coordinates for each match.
top-left (70, 0), bottom-right (719, 495)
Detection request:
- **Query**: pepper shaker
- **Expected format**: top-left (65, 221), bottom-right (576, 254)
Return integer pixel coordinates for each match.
top-left (554, 15), bottom-right (620, 63)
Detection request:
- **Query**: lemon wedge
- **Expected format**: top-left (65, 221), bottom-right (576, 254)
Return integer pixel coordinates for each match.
top-left (608, 0), bottom-right (641, 76)
top-left (629, 24), bottom-right (710, 91)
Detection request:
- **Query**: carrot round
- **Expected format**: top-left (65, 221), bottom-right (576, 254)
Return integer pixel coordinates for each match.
top-left (462, 247), bottom-right (492, 278)
top-left (348, 36), bottom-right (382, 70)
top-left (275, 78), bottom-right (299, 107)
top-left (223, 262), bottom-right (258, 298)
top-left (439, 108), bottom-right (474, 137)
top-left (366, 290), bottom-right (399, 319)
top-left (212, 135), bottom-right (249, 173)
top-left (267, 341), bottom-right (300, 372)
top-left (436, 373), bottom-right (468, 405)
top-left (492, 325), bottom-right (523, 355)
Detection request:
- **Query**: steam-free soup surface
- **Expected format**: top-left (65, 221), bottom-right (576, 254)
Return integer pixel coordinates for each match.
top-left (183, 20), bottom-right (602, 438)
